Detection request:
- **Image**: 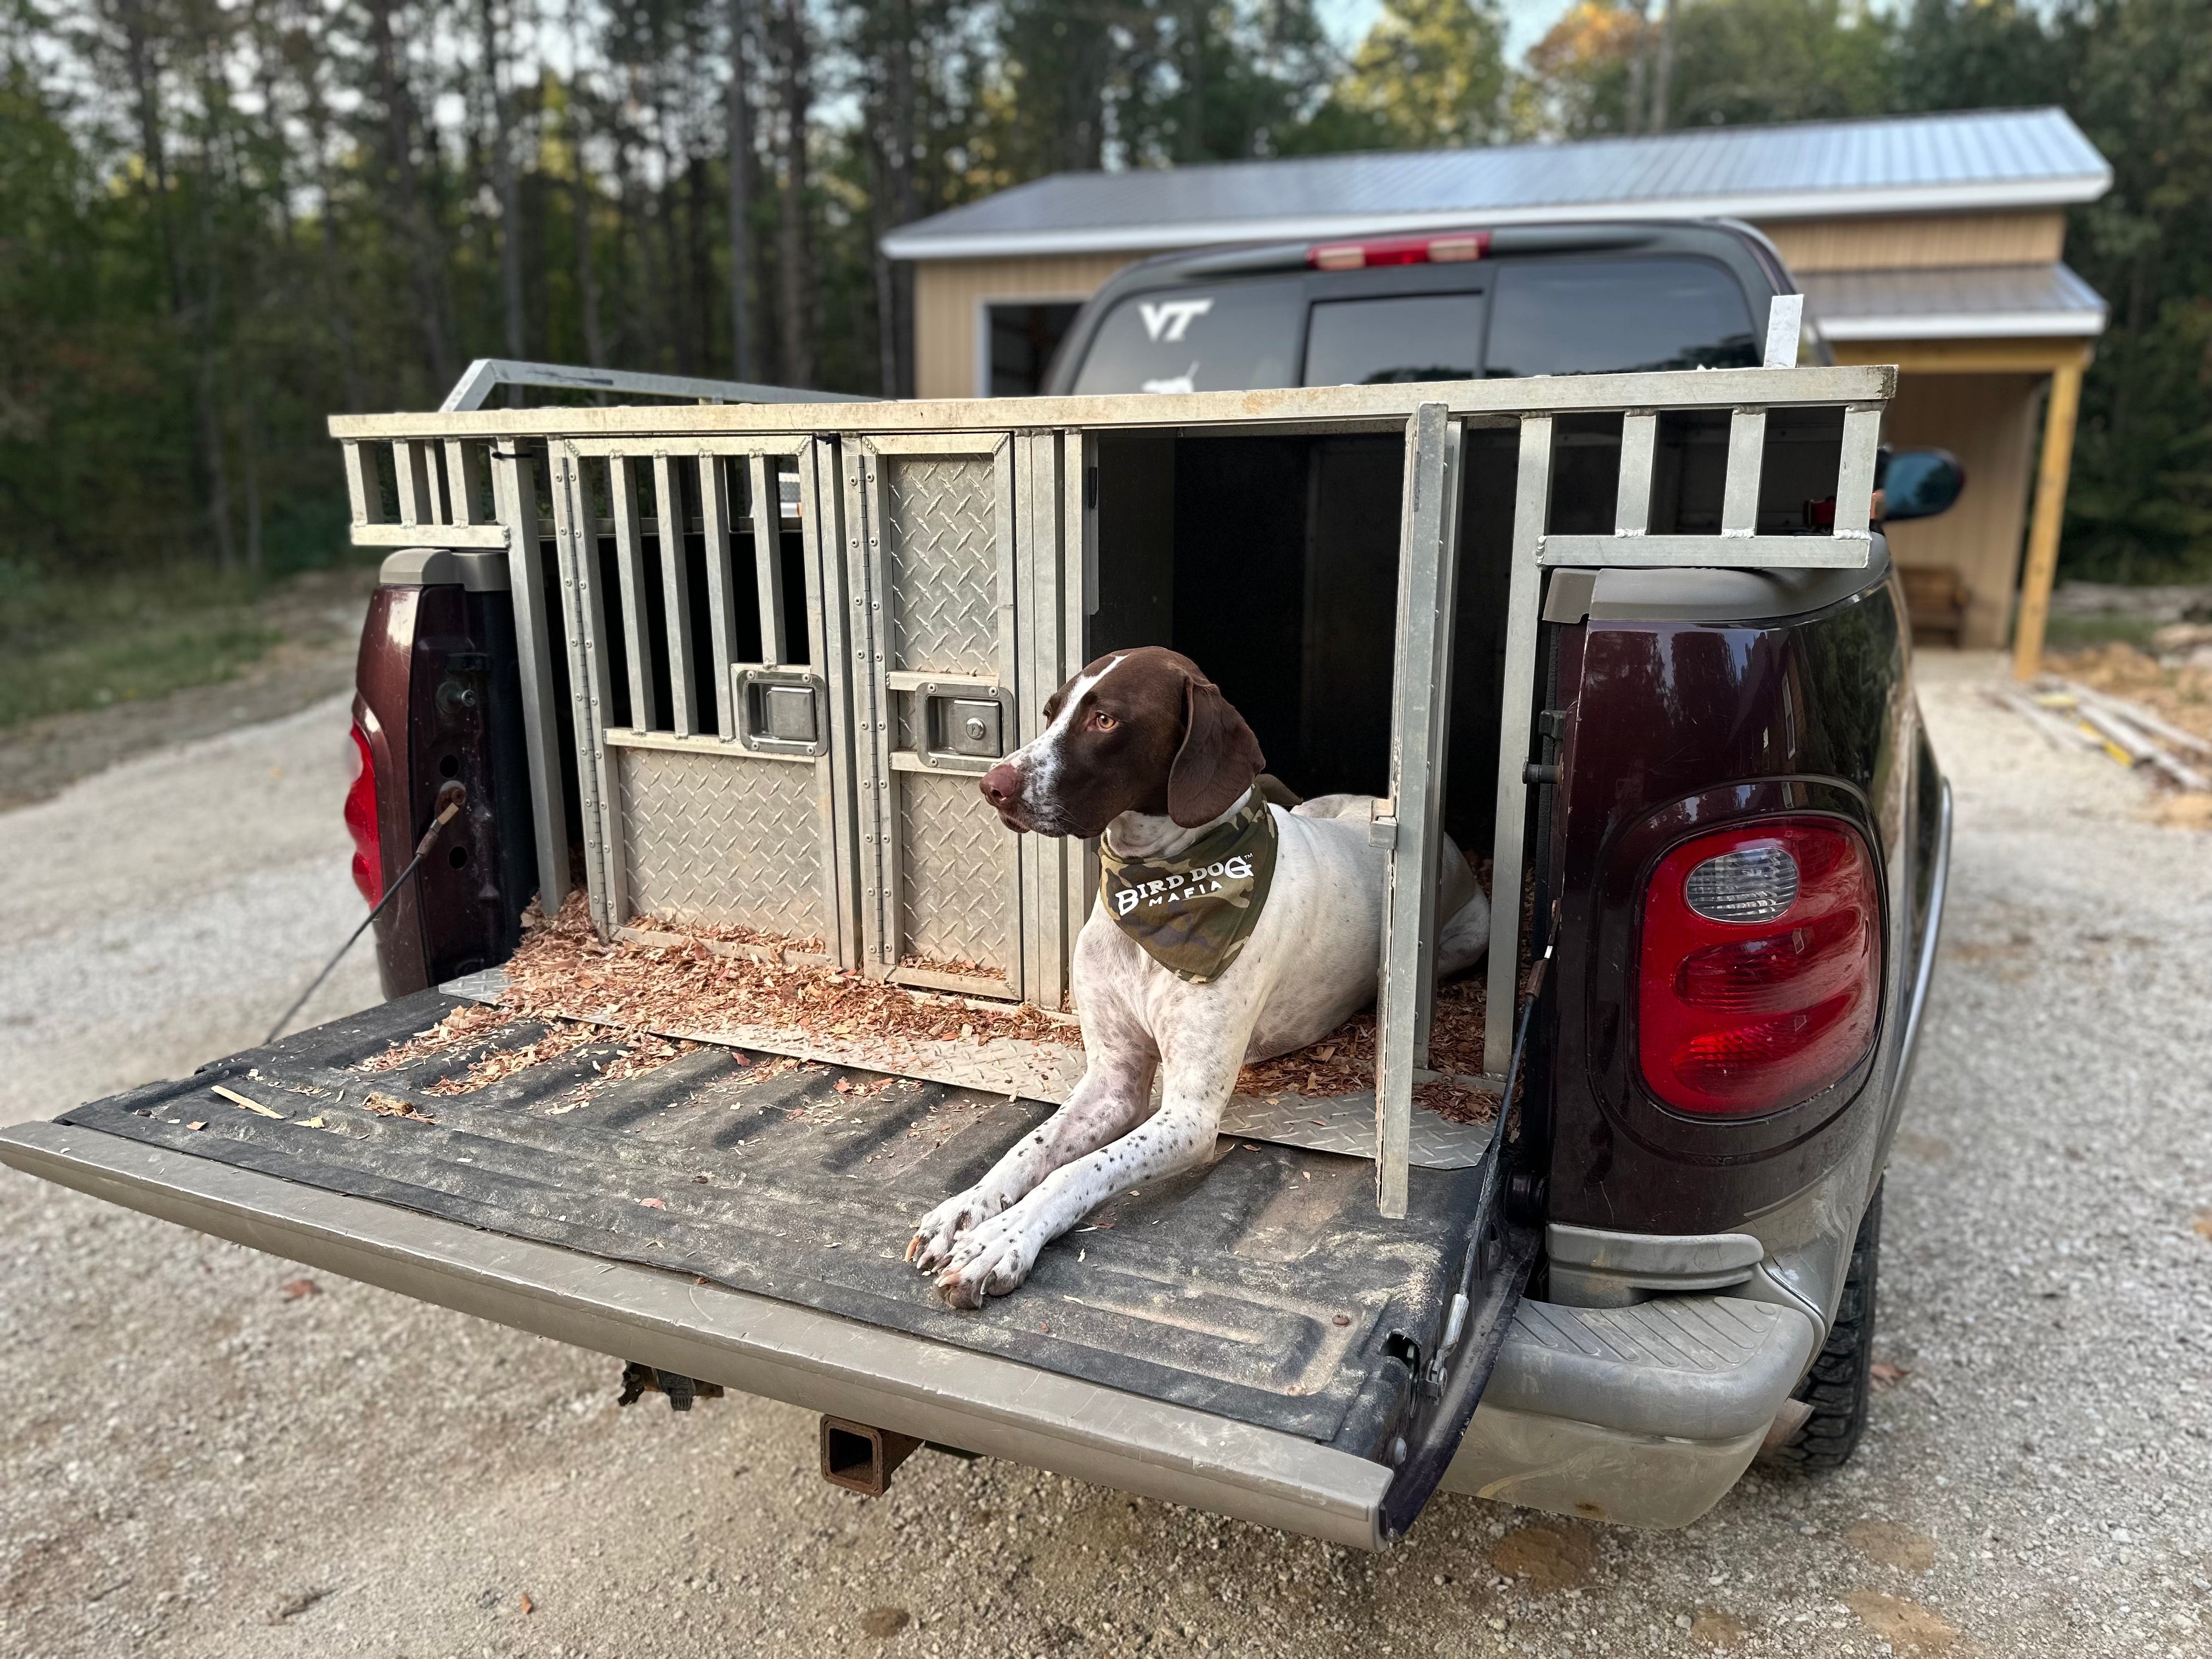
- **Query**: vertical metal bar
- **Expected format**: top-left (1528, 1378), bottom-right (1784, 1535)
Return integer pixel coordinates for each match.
top-left (547, 445), bottom-right (624, 936)
top-left (1721, 409), bottom-right (1767, 535)
top-left (1483, 415), bottom-right (1555, 1080)
top-left (1615, 413), bottom-right (1657, 536)
top-left (445, 439), bottom-right (490, 526)
top-left (855, 444), bottom-right (900, 977)
top-left (748, 453), bottom-right (785, 666)
top-left (1063, 430), bottom-right (1096, 1007)
top-left (1015, 430), bottom-right (1064, 1009)
top-left (608, 454), bottom-right (654, 730)
top-left (1413, 419), bottom-right (1464, 1063)
top-left (991, 435), bottom-right (1020, 690)
top-left (1833, 405), bottom-right (1883, 538)
top-left (995, 432), bottom-right (1025, 996)
top-left (806, 438), bottom-right (865, 973)
top-left (653, 454), bottom-right (696, 736)
top-left (342, 442), bottom-right (378, 532)
top-left (698, 454), bottom-right (740, 740)
top-left (394, 441), bottom-right (433, 526)
top-left (1373, 401), bottom-right (1454, 1221)
top-left (489, 442), bottom-right (572, 911)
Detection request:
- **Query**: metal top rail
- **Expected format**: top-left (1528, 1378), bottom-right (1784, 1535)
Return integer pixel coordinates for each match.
top-left (337, 361), bottom-right (1894, 444)
top-left (438, 358), bottom-right (870, 413)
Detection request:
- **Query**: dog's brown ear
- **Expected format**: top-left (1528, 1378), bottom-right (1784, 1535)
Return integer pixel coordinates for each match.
top-left (1168, 673), bottom-right (1266, 827)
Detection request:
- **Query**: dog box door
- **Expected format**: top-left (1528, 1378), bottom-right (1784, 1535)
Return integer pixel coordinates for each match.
top-left (842, 433), bottom-right (1080, 1005)
top-left (543, 436), bottom-right (861, 962)
top-left (1372, 403), bottom-right (1467, 1219)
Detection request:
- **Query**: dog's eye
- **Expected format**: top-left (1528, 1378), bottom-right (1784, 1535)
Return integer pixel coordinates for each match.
top-left (1092, 711), bottom-right (1118, 731)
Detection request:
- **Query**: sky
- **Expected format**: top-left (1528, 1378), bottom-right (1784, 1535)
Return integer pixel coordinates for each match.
top-left (1316, 0), bottom-right (1585, 61)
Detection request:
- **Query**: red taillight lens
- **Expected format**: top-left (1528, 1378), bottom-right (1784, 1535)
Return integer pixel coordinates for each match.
top-left (343, 723), bottom-right (381, 905)
top-left (1308, 230), bottom-right (1489, 270)
top-left (1638, 819), bottom-right (1880, 1116)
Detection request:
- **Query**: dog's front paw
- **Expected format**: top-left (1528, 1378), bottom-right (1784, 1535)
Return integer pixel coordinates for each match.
top-left (933, 1212), bottom-right (1039, 1310)
top-left (906, 1186), bottom-right (1000, 1274)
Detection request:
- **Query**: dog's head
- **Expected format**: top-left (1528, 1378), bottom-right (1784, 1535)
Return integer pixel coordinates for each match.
top-left (979, 647), bottom-right (1265, 839)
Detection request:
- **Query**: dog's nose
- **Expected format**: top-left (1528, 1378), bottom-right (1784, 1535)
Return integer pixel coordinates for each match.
top-left (979, 763), bottom-right (1020, 809)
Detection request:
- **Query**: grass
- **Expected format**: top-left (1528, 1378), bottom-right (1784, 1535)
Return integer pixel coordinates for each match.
top-left (0, 564), bottom-right (291, 730)
top-left (2041, 613), bottom-right (2166, 652)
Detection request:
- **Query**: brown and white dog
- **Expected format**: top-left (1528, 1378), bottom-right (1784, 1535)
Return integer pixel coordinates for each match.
top-left (907, 646), bottom-right (1488, 1306)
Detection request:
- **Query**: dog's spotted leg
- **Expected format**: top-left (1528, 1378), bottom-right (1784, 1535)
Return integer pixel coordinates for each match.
top-left (932, 1011), bottom-right (1248, 1308)
top-left (906, 1048), bottom-right (1154, 1274)
top-left (932, 1084), bottom-right (1226, 1307)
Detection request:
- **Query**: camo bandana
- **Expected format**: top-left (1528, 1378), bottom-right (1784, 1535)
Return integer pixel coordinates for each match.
top-left (1098, 795), bottom-right (1279, 984)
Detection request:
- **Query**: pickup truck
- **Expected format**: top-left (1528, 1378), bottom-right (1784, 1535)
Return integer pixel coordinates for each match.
top-left (1, 218), bottom-right (1957, 1549)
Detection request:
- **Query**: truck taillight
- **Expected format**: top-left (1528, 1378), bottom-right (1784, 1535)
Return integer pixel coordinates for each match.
top-left (344, 723), bottom-right (381, 905)
top-left (1638, 819), bottom-right (1880, 1116)
top-left (1308, 230), bottom-right (1489, 270)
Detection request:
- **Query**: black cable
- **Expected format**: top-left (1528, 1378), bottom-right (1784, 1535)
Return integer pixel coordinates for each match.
top-left (266, 788), bottom-right (465, 1045)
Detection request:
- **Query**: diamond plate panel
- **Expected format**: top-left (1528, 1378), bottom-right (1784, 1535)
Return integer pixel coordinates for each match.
top-left (883, 456), bottom-right (997, 676)
top-left (898, 768), bottom-right (1015, 975)
top-left (618, 747), bottom-right (826, 938)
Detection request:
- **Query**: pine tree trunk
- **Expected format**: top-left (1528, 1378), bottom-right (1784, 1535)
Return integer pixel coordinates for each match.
top-left (566, 0), bottom-right (606, 370)
top-left (1651, 0), bottom-right (1675, 133)
top-left (1626, 0), bottom-right (1650, 134)
top-left (368, 0), bottom-right (454, 390)
top-left (478, 0), bottom-right (528, 398)
top-left (775, 0), bottom-right (813, 387)
top-left (726, 0), bottom-right (755, 379)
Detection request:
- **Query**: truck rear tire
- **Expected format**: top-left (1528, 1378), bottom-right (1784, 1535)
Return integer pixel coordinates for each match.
top-left (1768, 1180), bottom-right (1882, 1471)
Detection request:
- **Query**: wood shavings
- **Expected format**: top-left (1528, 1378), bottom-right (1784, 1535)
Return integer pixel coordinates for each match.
top-left (484, 891), bottom-right (1081, 1058)
top-left (212, 1084), bottom-right (287, 1120)
top-left (1233, 974), bottom-right (1497, 1124)
top-left (359, 1001), bottom-right (510, 1074)
top-left (364, 1091), bottom-right (436, 1124)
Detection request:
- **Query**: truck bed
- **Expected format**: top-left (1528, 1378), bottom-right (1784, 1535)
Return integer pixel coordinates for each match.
top-left (52, 990), bottom-right (1481, 1459)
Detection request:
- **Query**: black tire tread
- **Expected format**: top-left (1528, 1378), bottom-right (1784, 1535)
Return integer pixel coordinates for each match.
top-left (1767, 1180), bottom-right (1881, 1472)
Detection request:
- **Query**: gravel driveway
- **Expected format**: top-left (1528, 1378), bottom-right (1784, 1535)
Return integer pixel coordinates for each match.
top-left (3, 651), bottom-right (2208, 1659)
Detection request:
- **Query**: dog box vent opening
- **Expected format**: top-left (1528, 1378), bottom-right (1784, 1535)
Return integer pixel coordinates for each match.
top-left (1089, 426), bottom-right (1514, 855)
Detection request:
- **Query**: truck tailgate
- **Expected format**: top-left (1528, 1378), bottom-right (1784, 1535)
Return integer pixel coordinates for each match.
top-left (5, 989), bottom-right (1488, 1539)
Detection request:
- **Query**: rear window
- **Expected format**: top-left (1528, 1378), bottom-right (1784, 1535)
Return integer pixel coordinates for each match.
top-left (1485, 257), bottom-right (1758, 377)
top-left (1069, 281), bottom-right (1304, 395)
top-left (1302, 292), bottom-right (1488, 387)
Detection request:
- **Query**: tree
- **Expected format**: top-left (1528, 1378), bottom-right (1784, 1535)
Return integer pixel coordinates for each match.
top-left (1321, 0), bottom-right (1509, 150)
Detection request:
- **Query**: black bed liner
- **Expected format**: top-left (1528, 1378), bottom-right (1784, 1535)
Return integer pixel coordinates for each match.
top-left (61, 990), bottom-right (1482, 1457)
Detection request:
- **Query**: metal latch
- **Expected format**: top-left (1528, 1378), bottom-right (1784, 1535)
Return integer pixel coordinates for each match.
top-left (732, 665), bottom-right (828, 757)
top-left (912, 682), bottom-right (1013, 770)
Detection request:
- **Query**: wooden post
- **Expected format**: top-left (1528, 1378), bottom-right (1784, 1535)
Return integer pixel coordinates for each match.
top-left (2012, 357), bottom-right (2086, 680)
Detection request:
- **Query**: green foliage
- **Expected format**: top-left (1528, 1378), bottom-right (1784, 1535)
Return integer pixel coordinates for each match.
top-left (1661, 0), bottom-right (1892, 128)
top-left (1320, 0), bottom-right (1510, 149)
top-left (0, 562), bottom-right (280, 726)
top-left (3, 0), bottom-right (2209, 600)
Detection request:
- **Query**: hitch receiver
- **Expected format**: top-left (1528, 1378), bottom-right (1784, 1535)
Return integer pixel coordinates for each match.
top-left (820, 1415), bottom-right (923, 1497)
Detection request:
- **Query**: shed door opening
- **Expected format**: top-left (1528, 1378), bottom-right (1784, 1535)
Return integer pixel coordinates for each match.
top-left (988, 303), bottom-right (1081, 396)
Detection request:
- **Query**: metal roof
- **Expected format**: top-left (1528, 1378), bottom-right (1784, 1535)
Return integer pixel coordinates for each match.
top-left (1804, 262), bottom-right (2107, 340)
top-left (883, 108), bottom-right (2110, 261)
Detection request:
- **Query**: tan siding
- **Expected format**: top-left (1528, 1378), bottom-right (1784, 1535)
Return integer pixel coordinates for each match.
top-left (913, 254), bottom-right (1153, 398)
top-left (1759, 212), bottom-right (2067, 273)
top-left (1880, 373), bottom-right (2043, 649)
